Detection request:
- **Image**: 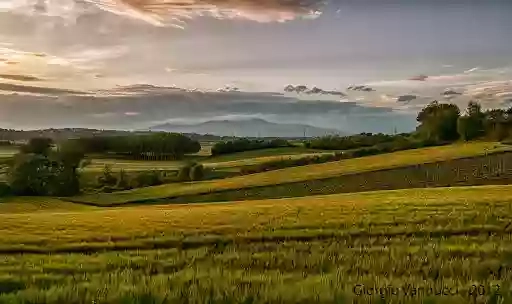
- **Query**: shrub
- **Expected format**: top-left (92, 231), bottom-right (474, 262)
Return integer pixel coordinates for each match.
top-left (97, 165), bottom-right (117, 187)
top-left (189, 164), bottom-right (205, 181)
top-left (0, 182), bottom-right (12, 197)
top-left (178, 162), bottom-right (196, 182)
top-left (129, 171), bottom-right (163, 188)
top-left (115, 169), bottom-right (131, 190)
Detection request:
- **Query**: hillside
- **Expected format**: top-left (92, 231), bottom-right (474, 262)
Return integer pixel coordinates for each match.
top-left (150, 118), bottom-right (347, 138)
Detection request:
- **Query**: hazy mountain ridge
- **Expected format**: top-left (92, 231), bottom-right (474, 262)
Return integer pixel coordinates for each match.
top-left (150, 118), bottom-right (347, 138)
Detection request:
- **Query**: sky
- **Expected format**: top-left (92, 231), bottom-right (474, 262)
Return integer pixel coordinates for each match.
top-left (1, 0), bottom-right (512, 132)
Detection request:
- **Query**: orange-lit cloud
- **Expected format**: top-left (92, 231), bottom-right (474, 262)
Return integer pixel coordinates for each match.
top-left (86, 0), bottom-right (324, 26)
top-left (0, 74), bottom-right (43, 82)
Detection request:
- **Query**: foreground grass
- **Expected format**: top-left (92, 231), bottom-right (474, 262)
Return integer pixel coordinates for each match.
top-left (0, 186), bottom-right (511, 303)
top-left (72, 142), bottom-right (508, 206)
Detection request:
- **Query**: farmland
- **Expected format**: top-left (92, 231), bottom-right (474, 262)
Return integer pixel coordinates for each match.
top-left (83, 147), bottom-right (334, 172)
top-left (72, 142), bottom-right (510, 206)
top-left (2, 139), bottom-right (512, 303)
top-left (0, 186), bottom-right (510, 303)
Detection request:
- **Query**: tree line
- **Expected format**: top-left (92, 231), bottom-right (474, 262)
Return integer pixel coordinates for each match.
top-left (211, 138), bottom-right (292, 156)
top-left (417, 100), bottom-right (512, 142)
top-left (304, 132), bottom-right (412, 150)
top-left (69, 133), bottom-right (201, 160)
top-left (305, 101), bottom-right (512, 151)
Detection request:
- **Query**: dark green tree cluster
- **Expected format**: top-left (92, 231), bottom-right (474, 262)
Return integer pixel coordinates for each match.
top-left (177, 162), bottom-right (205, 181)
top-left (416, 101), bottom-right (460, 141)
top-left (211, 139), bottom-right (291, 156)
top-left (69, 133), bottom-right (201, 160)
top-left (304, 133), bottom-right (407, 150)
top-left (8, 138), bottom-right (86, 196)
top-left (416, 100), bottom-right (512, 142)
top-left (306, 101), bottom-right (512, 152)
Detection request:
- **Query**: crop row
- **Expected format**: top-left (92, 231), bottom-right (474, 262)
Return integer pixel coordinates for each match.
top-left (161, 152), bottom-right (512, 204)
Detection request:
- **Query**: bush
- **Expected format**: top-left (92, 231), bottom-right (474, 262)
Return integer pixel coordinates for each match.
top-left (0, 182), bottom-right (12, 197)
top-left (131, 171), bottom-right (163, 188)
top-left (115, 169), bottom-right (131, 190)
top-left (189, 164), bottom-right (205, 181)
top-left (96, 165), bottom-right (117, 187)
top-left (177, 163), bottom-right (192, 182)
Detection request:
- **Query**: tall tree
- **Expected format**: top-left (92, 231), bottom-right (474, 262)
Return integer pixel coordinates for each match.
top-left (416, 101), bottom-right (460, 141)
top-left (457, 101), bottom-right (486, 141)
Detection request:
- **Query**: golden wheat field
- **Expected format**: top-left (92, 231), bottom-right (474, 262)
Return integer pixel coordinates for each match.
top-left (0, 185), bottom-right (510, 303)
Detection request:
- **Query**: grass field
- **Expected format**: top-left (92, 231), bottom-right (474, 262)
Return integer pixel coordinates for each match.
top-left (204, 147), bottom-right (334, 163)
top-left (0, 186), bottom-right (510, 303)
top-left (83, 147), bottom-right (333, 172)
top-left (0, 146), bottom-right (18, 159)
top-left (72, 142), bottom-right (510, 206)
top-left (0, 197), bottom-right (94, 213)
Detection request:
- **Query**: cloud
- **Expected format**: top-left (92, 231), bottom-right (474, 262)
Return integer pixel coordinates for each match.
top-left (3, 0), bottom-right (324, 26)
top-left (464, 67), bottom-right (480, 74)
top-left (0, 87), bottom-right (416, 134)
top-left (347, 85), bottom-right (375, 92)
top-left (442, 89), bottom-right (462, 96)
top-left (396, 94), bottom-right (417, 103)
top-left (0, 82), bottom-right (88, 95)
top-left (0, 74), bottom-right (43, 81)
top-left (464, 81), bottom-right (512, 101)
top-left (284, 84), bottom-right (346, 96)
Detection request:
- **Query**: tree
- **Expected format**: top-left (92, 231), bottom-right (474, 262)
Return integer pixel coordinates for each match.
top-left (8, 140), bottom-right (86, 196)
top-left (97, 165), bottom-right (117, 187)
top-left (416, 101), bottom-right (460, 141)
top-left (178, 163), bottom-right (195, 182)
top-left (8, 154), bottom-right (52, 195)
top-left (71, 133), bottom-right (201, 160)
top-left (20, 137), bottom-right (53, 156)
top-left (484, 109), bottom-right (510, 141)
top-left (457, 101), bottom-right (486, 141)
top-left (189, 164), bottom-right (205, 181)
top-left (116, 169), bottom-right (131, 190)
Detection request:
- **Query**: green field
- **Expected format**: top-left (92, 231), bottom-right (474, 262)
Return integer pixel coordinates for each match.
top-left (0, 186), bottom-right (510, 303)
top-left (72, 142), bottom-right (509, 206)
top-left (83, 147), bottom-right (333, 172)
top-left (0, 147), bottom-right (18, 159)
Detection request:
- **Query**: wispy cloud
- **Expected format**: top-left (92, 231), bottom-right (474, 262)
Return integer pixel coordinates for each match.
top-left (0, 82), bottom-right (88, 95)
top-left (464, 67), bottom-right (480, 74)
top-left (0, 74), bottom-right (42, 81)
top-left (2, 0), bottom-right (325, 26)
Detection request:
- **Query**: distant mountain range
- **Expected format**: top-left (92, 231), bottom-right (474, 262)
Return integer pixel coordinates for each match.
top-left (150, 118), bottom-right (346, 138)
